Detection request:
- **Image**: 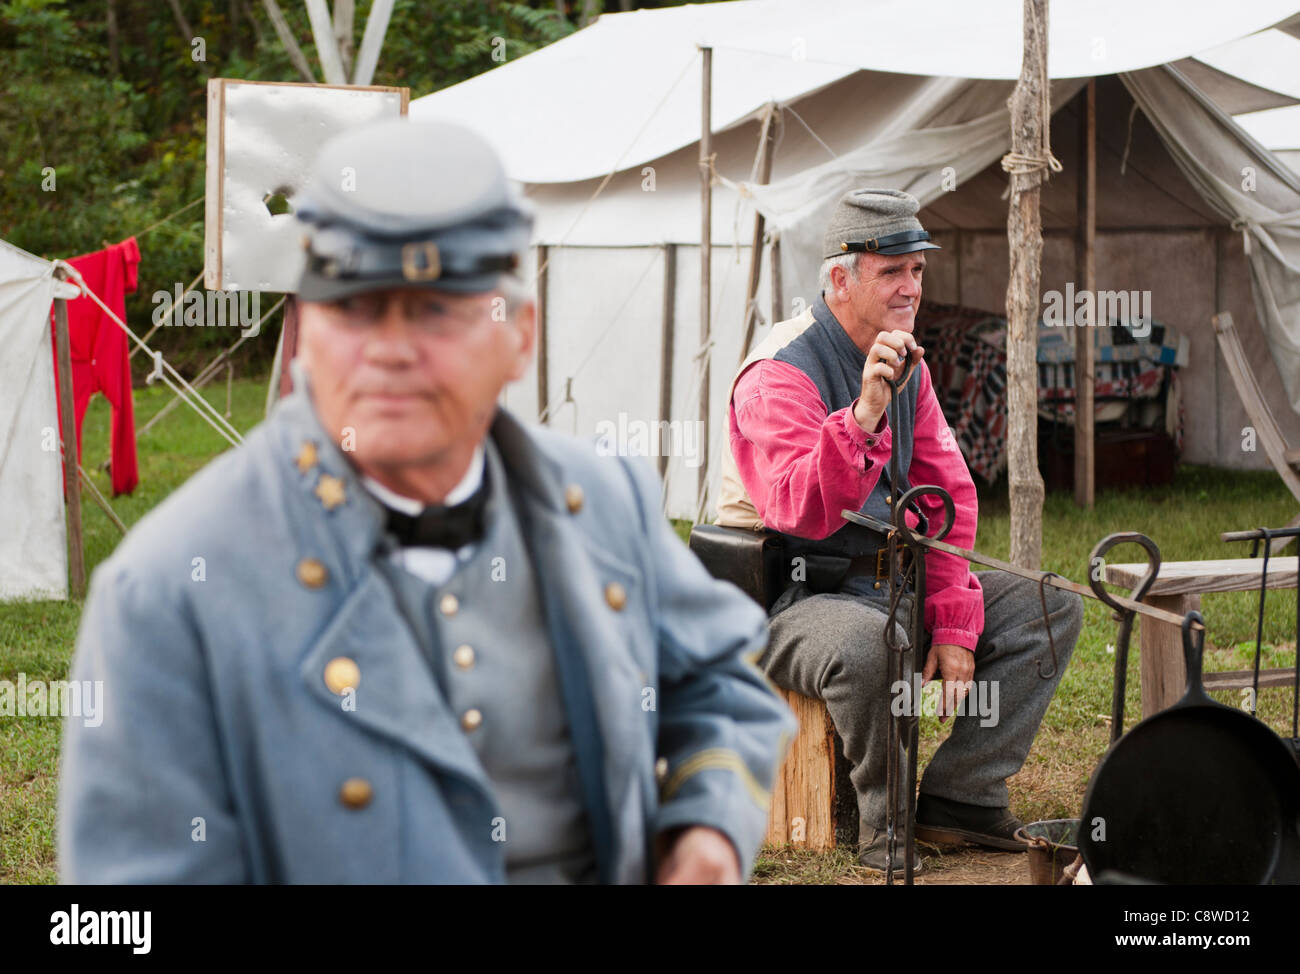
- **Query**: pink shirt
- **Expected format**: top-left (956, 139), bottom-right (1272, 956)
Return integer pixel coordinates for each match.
top-left (729, 356), bottom-right (985, 650)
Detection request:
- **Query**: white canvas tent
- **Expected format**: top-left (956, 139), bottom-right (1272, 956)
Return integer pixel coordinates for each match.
top-left (1198, 18), bottom-right (1300, 176)
top-left (1, 240), bottom-right (250, 602)
top-left (411, 0), bottom-right (1300, 520)
top-left (0, 239), bottom-right (72, 600)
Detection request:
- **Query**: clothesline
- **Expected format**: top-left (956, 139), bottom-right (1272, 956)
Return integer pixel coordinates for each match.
top-left (132, 196), bottom-right (204, 240)
top-left (52, 260), bottom-right (243, 449)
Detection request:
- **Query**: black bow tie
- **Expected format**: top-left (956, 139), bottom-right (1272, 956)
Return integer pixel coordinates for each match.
top-left (382, 473), bottom-right (490, 549)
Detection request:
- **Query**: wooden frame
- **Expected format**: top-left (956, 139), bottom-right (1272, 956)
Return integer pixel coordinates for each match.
top-left (204, 78), bottom-right (409, 291)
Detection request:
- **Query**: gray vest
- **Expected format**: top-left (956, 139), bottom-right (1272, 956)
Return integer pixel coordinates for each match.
top-left (376, 436), bottom-right (596, 884)
top-left (771, 295), bottom-right (918, 586)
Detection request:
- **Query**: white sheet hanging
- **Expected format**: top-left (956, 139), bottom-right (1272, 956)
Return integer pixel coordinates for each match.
top-left (0, 239), bottom-right (68, 601)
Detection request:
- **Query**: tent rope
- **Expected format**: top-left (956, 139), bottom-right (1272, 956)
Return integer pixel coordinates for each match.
top-left (133, 196), bottom-right (204, 240)
top-left (782, 102), bottom-right (837, 160)
top-left (130, 269), bottom-right (203, 359)
top-left (52, 261), bottom-right (244, 448)
top-left (535, 247), bottom-right (662, 425)
top-left (1000, 1), bottom-right (1062, 181)
top-left (137, 296), bottom-right (286, 440)
top-left (532, 52), bottom-right (698, 286)
top-left (1118, 101), bottom-right (1141, 175)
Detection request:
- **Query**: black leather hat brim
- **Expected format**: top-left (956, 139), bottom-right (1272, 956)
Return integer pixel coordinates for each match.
top-left (873, 240), bottom-right (943, 256)
top-left (295, 267), bottom-right (503, 302)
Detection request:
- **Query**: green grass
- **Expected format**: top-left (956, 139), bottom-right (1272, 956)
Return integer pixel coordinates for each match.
top-left (742, 468), bottom-right (1298, 881)
top-left (3, 383), bottom-right (1297, 884)
top-left (1, 375), bottom-right (270, 884)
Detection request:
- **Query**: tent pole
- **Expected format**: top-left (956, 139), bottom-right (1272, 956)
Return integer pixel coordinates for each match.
top-left (659, 243), bottom-right (677, 479)
top-left (52, 285), bottom-right (87, 599)
top-left (279, 296), bottom-right (300, 399)
top-left (1003, 0), bottom-right (1051, 570)
top-left (954, 229), bottom-right (964, 306)
top-left (738, 104), bottom-right (778, 367)
top-left (536, 244), bottom-right (550, 422)
top-left (1073, 80), bottom-right (1096, 509)
top-left (697, 45), bottom-right (713, 521)
top-left (770, 233), bottom-right (782, 326)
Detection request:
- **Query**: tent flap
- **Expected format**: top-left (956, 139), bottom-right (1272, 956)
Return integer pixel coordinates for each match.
top-left (1120, 65), bottom-right (1300, 413)
top-left (0, 239), bottom-right (68, 601)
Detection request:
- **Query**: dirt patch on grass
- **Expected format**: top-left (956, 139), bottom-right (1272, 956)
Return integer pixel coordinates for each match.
top-left (754, 842), bottom-right (1036, 885)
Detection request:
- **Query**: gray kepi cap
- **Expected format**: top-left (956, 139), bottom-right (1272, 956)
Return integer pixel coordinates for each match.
top-left (822, 188), bottom-right (941, 260)
top-left (294, 118), bottom-right (533, 301)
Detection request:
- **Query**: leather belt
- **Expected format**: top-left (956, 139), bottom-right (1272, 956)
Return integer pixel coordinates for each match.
top-left (847, 539), bottom-right (914, 582)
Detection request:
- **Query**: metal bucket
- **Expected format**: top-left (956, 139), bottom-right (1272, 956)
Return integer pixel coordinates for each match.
top-left (1015, 819), bottom-right (1079, 886)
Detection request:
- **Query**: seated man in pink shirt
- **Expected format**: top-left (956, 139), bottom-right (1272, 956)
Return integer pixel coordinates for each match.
top-left (715, 188), bottom-right (1082, 873)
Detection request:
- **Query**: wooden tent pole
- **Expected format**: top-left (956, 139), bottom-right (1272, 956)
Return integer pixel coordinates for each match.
top-left (53, 286), bottom-right (86, 599)
top-left (1004, 0), bottom-right (1050, 570)
top-left (770, 233), bottom-right (783, 326)
top-left (536, 244), bottom-right (550, 421)
top-left (738, 104), bottom-right (778, 367)
top-left (659, 243), bottom-right (677, 478)
top-left (697, 45), bottom-right (713, 519)
top-left (1073, 80), bottom-right (1097, 509)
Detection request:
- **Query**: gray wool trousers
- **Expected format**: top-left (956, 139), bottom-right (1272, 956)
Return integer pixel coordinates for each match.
top-left (760, 569), bottom-right (1083, 833)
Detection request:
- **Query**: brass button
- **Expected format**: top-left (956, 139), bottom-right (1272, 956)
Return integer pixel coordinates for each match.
top-left (885, 495), bottom-right (893, 505)
top-left (294, 440), bottom-right (318, 474)
top-left (324, 657), bottom-right (360, 695)
top-left (655, 757), bottom-right (669, 782)
top-left (439, 593), bottom-right (460, 617)
top-left (453, 644), bottom-right (476, 670)
top-left (314, 473), bottom-right (347, 511)
top-left (339, 777), bottom-right (372, 809)
top-left (873, 581), bottom-right (882, 590)
top-left (296, 557), bottom-right (328, 589)
top-left (461, 708), bottom-right (483, 731)
top-left (565, 483), bottom-right (584, 513)
top-left (605, 581), bottom-right (627, 611)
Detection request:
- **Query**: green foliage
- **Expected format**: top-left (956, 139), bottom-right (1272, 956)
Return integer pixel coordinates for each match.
top-left (0, 0), bottom-right (699, 376)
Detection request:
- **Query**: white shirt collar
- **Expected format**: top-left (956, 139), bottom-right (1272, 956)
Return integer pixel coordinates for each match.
top-left (362, 443), bottom-right (486, 516)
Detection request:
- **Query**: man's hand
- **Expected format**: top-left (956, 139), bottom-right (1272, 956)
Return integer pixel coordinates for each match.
top-left (922, 642), bottom-right (975, 723)
top-left (853, 329), bottom-right (924, 434)
top-left (654, 826), bottom-right (742, 884)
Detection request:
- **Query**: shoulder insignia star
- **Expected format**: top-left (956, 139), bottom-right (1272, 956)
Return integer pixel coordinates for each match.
top-left (295, 441), bottom-right (318, 474)
top-left (315, 474), bottom-right (347, 511)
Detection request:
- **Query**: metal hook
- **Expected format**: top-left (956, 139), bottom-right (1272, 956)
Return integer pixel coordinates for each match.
top-left (1087, 532), bottom-right (1162, 742)
top-left (1086, 532), bottom-right (1161, 617)
top-left (1036, 571), bottom-right (1063, 679)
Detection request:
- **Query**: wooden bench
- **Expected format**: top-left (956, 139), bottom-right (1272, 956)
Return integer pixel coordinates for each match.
top-left (1104, 557), bottom-right (1298, 716)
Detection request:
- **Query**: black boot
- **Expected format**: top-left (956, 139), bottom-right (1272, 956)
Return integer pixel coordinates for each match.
top-left (914, 793), bottom-right (1027, 851)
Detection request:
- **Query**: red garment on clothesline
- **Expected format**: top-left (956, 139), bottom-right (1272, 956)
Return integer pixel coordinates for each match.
top-left (51, 237), bottom-right (141, 496)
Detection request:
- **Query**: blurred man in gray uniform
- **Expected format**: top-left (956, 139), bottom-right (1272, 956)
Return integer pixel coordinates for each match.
top-left (59, 118), bottom-right (795, 884)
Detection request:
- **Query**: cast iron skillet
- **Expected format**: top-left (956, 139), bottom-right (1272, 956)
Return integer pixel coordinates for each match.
top-left (1080, 611), bottom-right (1300, 884)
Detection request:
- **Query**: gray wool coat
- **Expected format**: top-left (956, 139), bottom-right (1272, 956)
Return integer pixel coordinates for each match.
top-left (57, 380), bottom-right (795, 884)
